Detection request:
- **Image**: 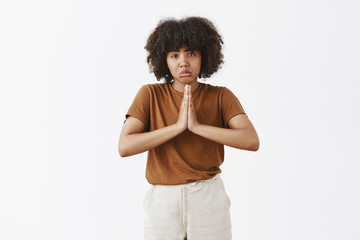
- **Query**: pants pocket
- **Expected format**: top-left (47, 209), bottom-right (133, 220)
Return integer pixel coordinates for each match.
top-left (143, 185), bottom-right (155, 209)
top-left (218, 178), bottom-right (231, 208)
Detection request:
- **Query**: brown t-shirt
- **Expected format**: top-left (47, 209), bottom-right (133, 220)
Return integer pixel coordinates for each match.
top-left (126, 82), bottom-right (246, 185)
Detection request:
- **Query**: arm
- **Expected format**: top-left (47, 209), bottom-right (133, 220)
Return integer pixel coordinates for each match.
top-left (187, 85), bottom-right (259, 151)
top-left (118, 88), bottom-right (189, 157)
top-left (190, 114), bottom-right (260, 151)
top-left (118, 117), bottom-right (182, 157)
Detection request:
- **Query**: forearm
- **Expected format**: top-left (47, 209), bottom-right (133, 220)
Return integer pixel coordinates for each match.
top-left (191, 124), bottom-right (259, 151)
top-left (119, 124), bottom-right (183, 157)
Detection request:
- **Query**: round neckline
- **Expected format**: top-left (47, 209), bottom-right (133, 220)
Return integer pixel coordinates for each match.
top-left (168, 82), bottom-right (204, 97)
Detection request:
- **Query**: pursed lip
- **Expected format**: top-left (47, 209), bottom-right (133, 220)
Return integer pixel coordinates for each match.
top-left (179, 70), bottom-right (192, 77)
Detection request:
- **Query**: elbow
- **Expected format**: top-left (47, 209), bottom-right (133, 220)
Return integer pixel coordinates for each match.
top-left (234, 139), bottom-right (259, 151)
top-left (118, 143), bottom-right (130, 158)
top-left (118, 149), bottom-right (127, 158)
top-left (118, 136), bottom-right (142, 157)
top-left (249, 141), bottom-right (260, 151)
top-left (247, 136), bottom-right (260, 151)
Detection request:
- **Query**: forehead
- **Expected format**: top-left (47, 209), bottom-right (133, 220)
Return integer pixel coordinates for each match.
top-left (167, 45), bottom-right (198, 52)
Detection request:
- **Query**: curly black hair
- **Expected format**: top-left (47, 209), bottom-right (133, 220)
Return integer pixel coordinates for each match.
top-left (145, 16), bottom-right (224, 83)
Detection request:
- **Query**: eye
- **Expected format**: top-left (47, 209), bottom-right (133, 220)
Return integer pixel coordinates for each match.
top-left (188, 51), bottom-right (196, 56)
top-left (170, 54), bottom-right (178, 59)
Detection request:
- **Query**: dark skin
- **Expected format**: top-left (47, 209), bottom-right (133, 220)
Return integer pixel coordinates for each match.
top-left (118, 46), bottom-right (259, 157)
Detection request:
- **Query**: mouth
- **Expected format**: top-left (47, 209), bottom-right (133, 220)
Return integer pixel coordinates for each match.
top-left (179, 70), bottom-right (192, 77)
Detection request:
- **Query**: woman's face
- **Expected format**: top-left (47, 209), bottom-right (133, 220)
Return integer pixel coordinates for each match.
top-left (166, 45), bottom-right (202, 87)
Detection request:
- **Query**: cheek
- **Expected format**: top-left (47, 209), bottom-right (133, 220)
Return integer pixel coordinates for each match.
top-left (166, 60), bottom-right (173, 71)
top-left (195, 59), bottom-right (202, 72)
top-left (165, 59), bottom-right (170, 68)
top-left (167, 62), bottom-right (176, 73)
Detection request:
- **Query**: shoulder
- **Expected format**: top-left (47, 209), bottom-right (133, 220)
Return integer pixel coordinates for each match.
top-left (140, 83), bottom-right (170, 93)
top-left (135, 83), bottom-right (168, 94)
top-left (199, 82), bottom-right (233, 96)
top-left (200, 83), bottom-right (241, 107)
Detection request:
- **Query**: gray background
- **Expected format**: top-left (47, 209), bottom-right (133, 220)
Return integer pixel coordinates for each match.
top-left (1, 0), bottom-right (359, 239)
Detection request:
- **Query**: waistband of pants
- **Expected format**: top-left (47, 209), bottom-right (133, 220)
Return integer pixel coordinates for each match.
top-left (152, 174), bottom-right (221, 189)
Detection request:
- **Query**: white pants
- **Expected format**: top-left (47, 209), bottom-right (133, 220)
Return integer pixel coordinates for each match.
top-left (143, 174), bottom-right (232, 240)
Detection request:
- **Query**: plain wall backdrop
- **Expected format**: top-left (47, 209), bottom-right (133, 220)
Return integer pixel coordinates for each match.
top-left (1, 0), bottom-right (359, 239)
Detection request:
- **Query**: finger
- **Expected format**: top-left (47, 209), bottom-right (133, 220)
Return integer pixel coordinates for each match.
top-left (189, 94), bottom-right (193, 114)
top-left (182, 85), bottom-right (187, 100)
top-left (189, 86), bottom-right (193, 105)
top-left (187, 85), bottom-right (191, 105)
top-left (188, 90), bottom-right (192, 115)
top-left (184, 87), bottom-right (189, 113)
top-left (185, 94), bottom-right (189, 111)
top-left (181, 86), bottom-right (188, 108)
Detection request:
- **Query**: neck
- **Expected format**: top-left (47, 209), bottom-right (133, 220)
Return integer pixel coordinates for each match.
top-left (171, 81), bottom-right (199, 93)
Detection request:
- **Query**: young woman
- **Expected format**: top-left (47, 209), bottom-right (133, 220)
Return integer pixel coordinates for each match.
top-left (118, 16), bottom-right (259, 240)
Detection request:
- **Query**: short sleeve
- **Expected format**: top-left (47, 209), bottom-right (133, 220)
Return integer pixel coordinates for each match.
top-left (125, 85), bottom-right (150, 129)
top-left (221, 87), bottom-right (247, 127)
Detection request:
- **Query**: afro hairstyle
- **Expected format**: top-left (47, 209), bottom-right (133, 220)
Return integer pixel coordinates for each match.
top-left (144, 16), bottom-right (224, 83)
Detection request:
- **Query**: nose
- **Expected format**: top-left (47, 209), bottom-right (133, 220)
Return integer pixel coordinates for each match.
top-left (179, 54), bottom-right (189, 67)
